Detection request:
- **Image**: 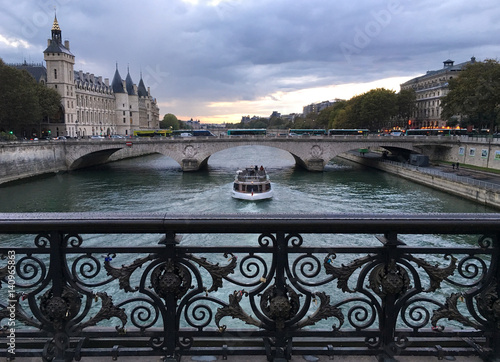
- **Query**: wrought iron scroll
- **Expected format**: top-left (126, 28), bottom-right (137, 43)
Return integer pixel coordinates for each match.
top-left (1, 225), bottom-right (500, 361)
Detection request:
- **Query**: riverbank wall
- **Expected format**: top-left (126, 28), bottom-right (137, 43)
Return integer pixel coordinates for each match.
top-left (339, 152), bottom-right (500, 210)
top-left (0, 141), bottom-right (154, 185)
top-left (0, 142), bottom-right (67, 184)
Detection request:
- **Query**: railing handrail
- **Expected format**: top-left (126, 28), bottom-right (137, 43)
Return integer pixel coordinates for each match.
top-left (1, 212), bottom-right (500, 234)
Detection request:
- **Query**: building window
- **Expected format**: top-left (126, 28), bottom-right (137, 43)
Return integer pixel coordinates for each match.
top-left (54, 69), bottom-right (57, 79)
top-left (123, 118), bottom-right (126, 123)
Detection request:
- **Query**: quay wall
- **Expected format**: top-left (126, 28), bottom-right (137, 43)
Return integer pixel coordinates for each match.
top-left (409, 136), bottom-right (500, 170)
top-left (0, 142), bottom-right (67, 184)
top-left (340, 152), bottom-right (500, 210)
top-left (0, 141), bottom-right (153, 185)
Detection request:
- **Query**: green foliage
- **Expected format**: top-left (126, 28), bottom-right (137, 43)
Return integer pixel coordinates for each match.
top-left (0, 131), bottom-right (17, 141)
top-left (37, 84), bottom-right (61, 120)
top-left (0, 59), bottom-right (61, 135)
top-left (327, 89), bottom-right (397, 131)
top-left (441, 59), bottom-right (500, 131)
top-left (160, 113), bottom-right (180, 129)
top-left (229, 118), bottom-right (270, 129)
top-left (396, 88), bottom-right (416, 123)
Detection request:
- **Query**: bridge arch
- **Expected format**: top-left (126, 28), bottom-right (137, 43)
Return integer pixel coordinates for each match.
top-left (63, 137), bottom-right (448, 172)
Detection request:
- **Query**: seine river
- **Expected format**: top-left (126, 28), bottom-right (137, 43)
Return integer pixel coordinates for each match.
top-left (0, 145), bottom-right (495, 215)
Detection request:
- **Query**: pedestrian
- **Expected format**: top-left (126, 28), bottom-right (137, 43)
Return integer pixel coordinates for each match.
top-left (456, 162), bottom-right (459, 170)
top-left (452, 163), bottom-right (455, 170)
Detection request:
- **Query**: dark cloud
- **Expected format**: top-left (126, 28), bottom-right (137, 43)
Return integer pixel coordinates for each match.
top-left (1, 0), bottom-right (499, 120)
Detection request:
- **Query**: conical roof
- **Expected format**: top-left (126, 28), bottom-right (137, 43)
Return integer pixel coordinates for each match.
top-left (111, 67), bottom-right (125, 93)
top-left (125, 70), bottom-right (136, 95)
top-left (137, 77), bottom-right (148, 97)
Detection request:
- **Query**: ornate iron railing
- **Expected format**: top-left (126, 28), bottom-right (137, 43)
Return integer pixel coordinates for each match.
top-left (1, 213), bottom-right (500, 361)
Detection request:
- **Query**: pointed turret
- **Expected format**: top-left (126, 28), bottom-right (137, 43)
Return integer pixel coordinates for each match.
top-left (111, 66), bottom-right (126, 93)
top-left (125, 67), bottom-right (136, 95)
top-left (137, 76), bottom-right (148, 97)
top-left (51, 15), bottom-right (62, 43)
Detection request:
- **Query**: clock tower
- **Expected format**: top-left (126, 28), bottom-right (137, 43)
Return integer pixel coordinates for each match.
top-left (43, 15), bottom-right (77, 137)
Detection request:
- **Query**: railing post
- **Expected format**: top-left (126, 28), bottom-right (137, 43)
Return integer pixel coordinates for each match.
top-left (272, 232), bottom-right (291, 361)
top-left (44, 232), bottom-right (75, 362)
top-left (160, 232), bottom-right (179, 361)
top-left (377, 232), bottom-right (405, 362)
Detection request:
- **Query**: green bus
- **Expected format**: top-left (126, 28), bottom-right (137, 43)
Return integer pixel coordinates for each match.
top-left (289, 129), bottom-right (327, 136)
top-left (328, 129), bottom-right (370, 136)
top-left (227, 129), bottom-right (267, 136)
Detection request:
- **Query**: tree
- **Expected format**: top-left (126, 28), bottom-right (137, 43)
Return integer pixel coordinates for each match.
top-left (396, 89), bottom-right (416, 125)
top-left (358, 88), bottom-right (398, 131)
top-left (36, 83), bottom-right (61, 121)
top-left (160, 113), bottom-right (180, 130)
top-left (326, 101), bottom-right (348, 129)
top-left (441, 59), bottom-right (500, 132)
top-left (0, 59), bottom-right (61, 136)
top-left (0, 60), bottom-right (40, 133)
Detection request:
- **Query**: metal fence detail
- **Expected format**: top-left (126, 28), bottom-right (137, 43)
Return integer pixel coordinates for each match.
top-left (1, 213), bottom-right (500, 361)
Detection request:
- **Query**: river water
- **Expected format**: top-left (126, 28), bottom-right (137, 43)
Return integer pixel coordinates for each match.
top-left (0, 145), bottom-right (494, 214)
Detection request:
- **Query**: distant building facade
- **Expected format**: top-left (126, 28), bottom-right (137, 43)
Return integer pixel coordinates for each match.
top-left (302, 99), bottom-right (343, 116)
top-left (12, 16), bottom-right (159, 137)
top-left (400, 58), bottom-right (476, 128)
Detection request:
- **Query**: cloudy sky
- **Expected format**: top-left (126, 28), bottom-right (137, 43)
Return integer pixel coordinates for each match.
top-left (1, 0), bottom-right (499, 123)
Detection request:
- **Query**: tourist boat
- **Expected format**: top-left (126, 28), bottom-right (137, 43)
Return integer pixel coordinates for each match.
top-left (231, 166), bottom-right (273, 200)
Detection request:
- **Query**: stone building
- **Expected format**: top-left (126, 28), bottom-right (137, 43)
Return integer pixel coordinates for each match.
top-left (400, 57), bottom-right (476, 128)
top-left (13, 15), bottom-right (159, 138)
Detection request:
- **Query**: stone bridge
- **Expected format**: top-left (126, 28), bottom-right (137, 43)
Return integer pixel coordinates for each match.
top-left (63, 135), bottom-right (458, 171)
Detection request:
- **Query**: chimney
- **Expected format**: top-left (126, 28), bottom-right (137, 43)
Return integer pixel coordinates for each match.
top-left (64, 40), bottom-right (70, 50)
top-left (104, 78), bottom-right (109, 86)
